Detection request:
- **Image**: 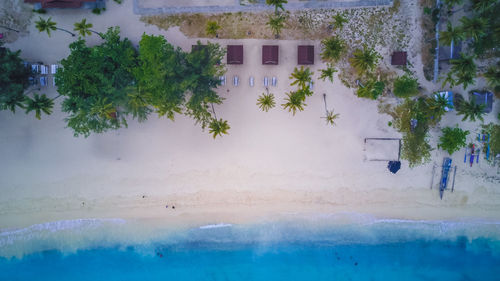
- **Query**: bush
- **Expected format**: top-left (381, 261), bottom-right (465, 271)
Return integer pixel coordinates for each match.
top-left (356, 79), bottom-right (385, 100)
top-left (393, 74), bottom-right (419, 98)
top-left (113, 0), bottom-right (123, 3)
top-left (33, 8), bottom-right (47, 14)
top-left (438, 126), bottom-right (469, 155)
top-left (482, 123), bottom-right (500, 164)
top-left (92, 8), bottom-right (101, 14)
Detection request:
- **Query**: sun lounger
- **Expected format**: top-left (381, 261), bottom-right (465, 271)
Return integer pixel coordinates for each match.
top-left (40, 65), bottom-right (49, 75)
top-left (272, 77), bottom-right (277, 87)
top-left (52, 77), bottom-right (56, 86)
top-left (220, 76), bottom-right (226, 86)
top-left (31, 64), bottom-right (39, 74)
top-left (309, 81), bottom-right (314, 89)
top-left (264, 76), bottom-right (269, 87)
top-left (51, 64), bottom-right (59, 74)
top-left (249, 76), bottom-right (254, 87)
top-left (233, 75), bottom-right (239, 86)
top-left (40, 76), bottom-right (47, 86)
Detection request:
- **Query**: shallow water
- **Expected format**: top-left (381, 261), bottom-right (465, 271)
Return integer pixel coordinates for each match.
top-left (1, 217), bottom-right (500, 281)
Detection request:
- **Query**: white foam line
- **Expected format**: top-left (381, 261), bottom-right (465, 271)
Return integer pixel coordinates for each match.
top-left (199, 223), bottom-right (233, 229)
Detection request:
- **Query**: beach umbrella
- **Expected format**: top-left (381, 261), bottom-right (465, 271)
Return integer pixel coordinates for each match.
top-left (388, 161), bottom-right (401, 174)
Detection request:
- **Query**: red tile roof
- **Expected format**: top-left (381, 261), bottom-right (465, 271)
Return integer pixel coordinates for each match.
top-left (298, 45), bottom-right (314, 65)
top-left (262, 45), bottom-right (279, 65)
top-left (24, 0), bottom-right (96, 8)
top-left (227, 45), bottom-right (243, 65)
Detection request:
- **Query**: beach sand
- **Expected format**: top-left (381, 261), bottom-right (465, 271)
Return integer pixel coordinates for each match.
top-left (1, 0), bottom-right (500, 236)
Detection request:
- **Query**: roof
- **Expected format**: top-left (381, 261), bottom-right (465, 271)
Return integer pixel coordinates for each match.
top-left (298, 45), bottom-right (314, 65)
top-left (471, 91), bottom-right (494, 113)
top-left (391, 51), bottom-right (407, 65)
top-left (227, 45), bottom-right (243, 65)
top-left (439, 41), bottom-right (462, 61)
top-left (24, 0), bottom-right (97, 8)
top-left (262, 45), bottom-right (279, 65)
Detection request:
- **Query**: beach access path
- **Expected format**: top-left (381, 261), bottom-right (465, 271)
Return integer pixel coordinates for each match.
top-left (133, 0), bottom-right (394, 15)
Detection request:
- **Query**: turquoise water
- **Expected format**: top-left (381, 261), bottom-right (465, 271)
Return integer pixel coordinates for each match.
top-left (1, 218), bottom-right (500, 281)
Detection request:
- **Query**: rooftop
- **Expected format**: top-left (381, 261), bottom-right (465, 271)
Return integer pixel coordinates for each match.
top-left (297, 45), bottom-right (314, 65)
top-left (262, 45), bottom-right (279, 65)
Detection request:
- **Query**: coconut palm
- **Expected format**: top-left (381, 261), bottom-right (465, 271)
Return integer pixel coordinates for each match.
top-left (290, 66), bottom-right (313, 89)
top-left (266, 0), bottom-right (287, 14)
top-left (321, 93), bottom-right (339, 126)
top-left (0, 25), bottom-right (20, 33)
top-left (484, 64), bottom-right (500, 92)
top-left (460, 16), bottom-right (488, 41)
top-left (257, 91), bottom-right (276, 112)
top-left (127, 91), bottom-right (152, 122)
top-left (471, 0), bottom-right (497, 13)
top-left (450, 54), bottom-right (476, 77)
top-left (282, 91), bottom-right (305, 115)
top-left (356, 79), bottom-right (385, 100)
top-left (73, 19), bottom-right (103, 38)
top-left (429, 93), bottom-right (452, 121)
top-left (35, 17), bottom-right (75, 37)
top-left (349, 45), bottom-right (381, 75)
top-left (440, 72), bottom-right (457, 88)
top-left (455, 72), bottom-right (476, 89)
top-left (267, 14), bottom-right (286, 38)
top-left (1, 93), bottom-right (25, 113)
top-left (320, 36), bottom-right (346, 63)
top-left (319, 65), bottom-right (337, 83)
top-left (24, 93), bottom-right (54, 120)
top-left (440, 22), bottom-right (464, 58)
top-left (208, 118), bottom-right (230, 138)
top-left (90, 97), bottom-right (116, 119)
top-left (205, 21), bottom-right (221, 38)
top-left (331, 14), bottom-right (348, 30)
top-left (456, 98), bottom-right (485, 122)
top-left (296, 85), bottom-right (313, 100)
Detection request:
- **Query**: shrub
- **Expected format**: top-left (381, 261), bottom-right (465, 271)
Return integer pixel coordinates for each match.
top-left (438, 126), bottom-right (469, 155)
top-left (393, 75), bottom-right (419, 98)
top-left (356, 79), bottom-right (385, 100)
top-left (92, 8), bottom-right (101, 14)
top-left (33, 8), bottom-right (47, 14)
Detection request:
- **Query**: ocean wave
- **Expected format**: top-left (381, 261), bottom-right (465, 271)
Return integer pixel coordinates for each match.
top-left (199, 223), bottom-right (232, 229)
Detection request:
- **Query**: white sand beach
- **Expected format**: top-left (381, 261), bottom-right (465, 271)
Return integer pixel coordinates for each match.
top-left (1, 0), bottom-right (500, 237)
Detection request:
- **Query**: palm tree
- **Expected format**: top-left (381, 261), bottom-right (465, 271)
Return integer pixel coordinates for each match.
top-left (484, 64), bottom-right (500, 92)
top-left (331, 14), bottom-right (348, 30)
top-left (266, 0), bottom-right (287, 15)
top-left (320, 36), bottom-right (346, 62)
top-left (24, 93), bottom-right (54, 120)
top-left (289, 66), bottom-right (313, 89)
top-left (319, 65), bottom-right (337, 83)
top-left (127, 91), bottom-right (152, 122)
top-left (321, 93), bottom-right (339, 126)
top-left (90, 97), bottom-right (116, 119)
top-left (429, 93), bottom-right (452, 121)
top-left (440, 72), bottom-right (457, 88)
top-left (1, 94), bottom-right (25, 113)
top-left (443, 0), bottom-right (463, 7)
top-left (205, 21), bottom-right (221, 38)
top-left (349, 45), bottom-right (381, 75)
top-left (282, 91), bottom-right (305, 115)
top-left (267, 14), bottom-right (286, 38)
top-left (356, 79), bottom-right (385, 100)
top-left (456, 98), bottom-right (485, 122)
top-left (460, 16), bottom-right (488, 41)
top-left (208, 118), bottom-right (230, 138)
top-left (455, 72), bottom-right (476, 90)
top-left (440, 22), bottom-right (464, 58)
top-left (450, 54), bottom-right (476, 76)
top-left (35, 17), bottom-right (75, 37)
top-left (73, 19), bottom-right (103, 38)
top-left (296, 85), bottom-right (313, 100)
top-left (0, 25), bottom-right (20, 33)
top-left (471, 0), bottom-right (497, 13)
top-left (257, 91), bottom-right (276, 112)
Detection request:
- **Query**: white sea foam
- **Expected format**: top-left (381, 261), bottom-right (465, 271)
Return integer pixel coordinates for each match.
top-left (199, 223), bottom-right (233, 229)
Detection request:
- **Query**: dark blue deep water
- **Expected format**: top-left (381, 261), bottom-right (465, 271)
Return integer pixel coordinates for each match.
top-left (1, 218), bottom-right (499, 281)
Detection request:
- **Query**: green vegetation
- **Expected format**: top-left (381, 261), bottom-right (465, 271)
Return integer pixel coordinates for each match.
top-left (257, 92), bottom-right (276, 112)
top-left (267, 14), bottom-right (286, 38)
top-left (484, 62), bottom-right (500, 93)
top-left (282, 91), bottom-right (305, 115)
top-left (331, 14), bottom-right (348, 30)
top-left (205, 21), bottom-right (221, 37)
top-left (289, 66), bottom-right (313, 89)
top-left (319, 65), bottom-right (337, 83)
top-left (24, 93), bottom-right (54, 120)
top-left (349, 45), bottom-right (381, 76)
top-left (438, 126), bottom-right (469, 155)
top-left (266, 0), bottom-right (287, 15)
top-left (356, 79), bottom-right (385, 100)
top-left (208, 118), bottom-right (230, 139)
top-left (482, 122), bottom-right (500, 164)
top-left (393, 75), bottom-right (419, 98)
top-left (0, 45), bottom-right (31, 113)
top-left (320, 36), bottom-right (346, 63)
top-left (74, 19), bottom-right (102, 38)
top-left (35, 17), bottom-right (75, 37)
top-left (456, 98), bottom-right (485, 122)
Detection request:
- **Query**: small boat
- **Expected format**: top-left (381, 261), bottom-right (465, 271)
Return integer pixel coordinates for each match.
top-left (439, 158), bottom-right (452, 200)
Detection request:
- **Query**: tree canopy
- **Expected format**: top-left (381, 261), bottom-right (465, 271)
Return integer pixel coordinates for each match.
top-left (0, 45), bottom-right (31, 113)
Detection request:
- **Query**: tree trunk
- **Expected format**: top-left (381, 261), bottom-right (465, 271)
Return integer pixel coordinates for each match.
top-left (56, 27), bottom-right (76, 37)
top-left (323, 93), bottom-right (328, 115)
top-left (0, 25), bottom-right (20, 33)
top-left (52, 95), bottom-right (62, 101)
top-left (211, 103), bottom-right (217, 120)
top-left (90, 30), bottom-right (104, 38)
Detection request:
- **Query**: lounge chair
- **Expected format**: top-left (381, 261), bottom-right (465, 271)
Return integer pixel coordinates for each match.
top-left (31, 64), bottom-right (39, 74)
top-left (249, 76), bottom-right (254, 87)
top-left (40, 76), bottom-right (47, 86)
top-left (272, 77), bottom-right (277, 87)
top-left (51, 64), bottom-right (58, 74)
top-left (309, 81), bottom-right (314, 90)
top-left (40, 65), bottom-right (49, 75)
top-left (220, 76), bottom-right (226, 86)
top-left (233, 75), bottom-right (239, 86)
top-left (264, 76), bottom-right (269, 87)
